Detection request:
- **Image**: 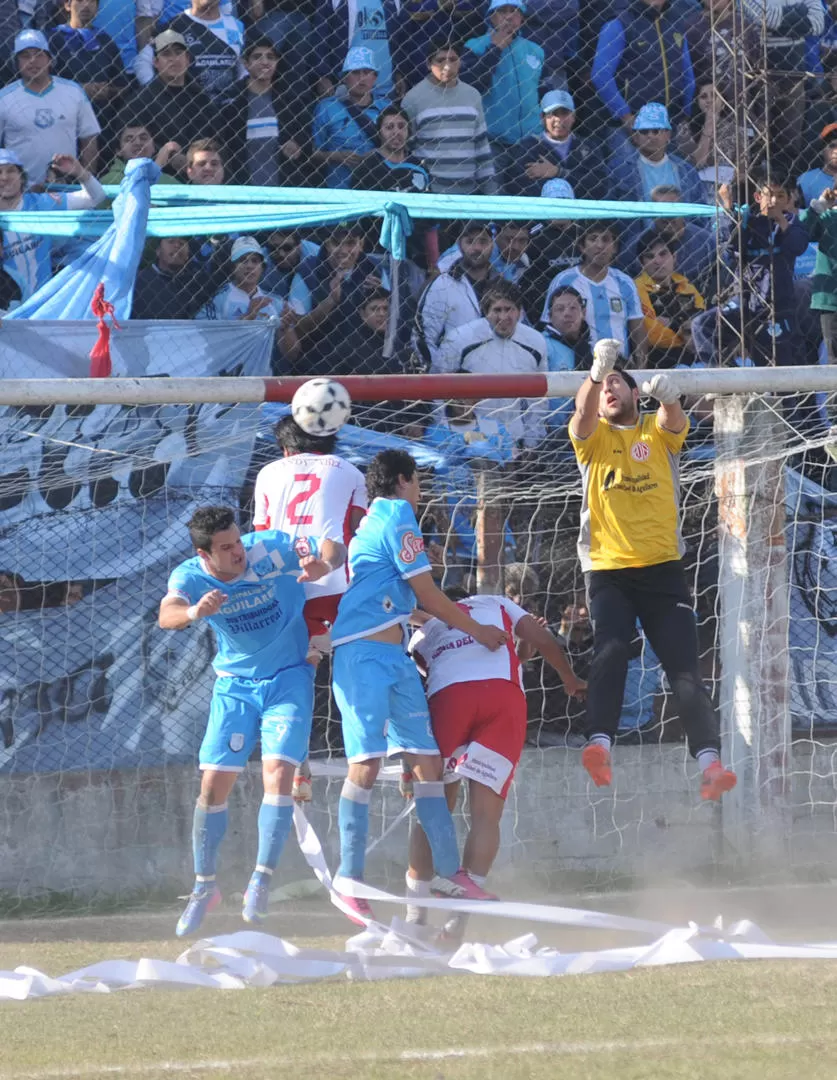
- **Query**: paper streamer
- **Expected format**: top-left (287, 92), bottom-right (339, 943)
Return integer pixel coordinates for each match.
top-left (5, 809), bottom-right (837, 999)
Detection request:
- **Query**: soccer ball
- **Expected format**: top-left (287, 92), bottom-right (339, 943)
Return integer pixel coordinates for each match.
top-left (291, 378), bottom-right (352, 437)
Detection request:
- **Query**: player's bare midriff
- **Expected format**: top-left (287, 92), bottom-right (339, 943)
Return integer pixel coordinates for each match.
top-left (363, 624), bottom-right (404, 645)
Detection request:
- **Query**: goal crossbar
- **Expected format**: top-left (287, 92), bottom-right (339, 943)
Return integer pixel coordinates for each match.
top-left (3, 367), bottom-right (837, 406)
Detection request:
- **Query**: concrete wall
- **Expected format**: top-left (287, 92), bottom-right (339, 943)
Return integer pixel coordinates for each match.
top-left (1, 744), bottom-right (836, 904)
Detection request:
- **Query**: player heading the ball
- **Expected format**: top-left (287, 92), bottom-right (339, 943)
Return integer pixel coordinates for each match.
top-left (329, 448), bottom-right (508, 926)
top-left (158, 506), bottom-right (346, 936)
top-left (570, 341), bottom-right (736, 801)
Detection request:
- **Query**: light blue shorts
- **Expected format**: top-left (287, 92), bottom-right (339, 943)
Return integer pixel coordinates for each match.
top-left (200, 663), bottom-right (315, 771)
top-left (332, 639), bottom-right (438, 763)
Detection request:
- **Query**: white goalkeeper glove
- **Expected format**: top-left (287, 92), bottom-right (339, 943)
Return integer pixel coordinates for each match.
top-left (641, 373), bottom-right (680, 405)
top-left (590, 338), bottom-right (622, 383)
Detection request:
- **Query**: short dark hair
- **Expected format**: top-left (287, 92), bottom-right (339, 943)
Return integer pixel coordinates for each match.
top-left (377, 104), bottom-right (409, 133)
top-left (580, 220), bottom-right (618, 244)
top-left (243, 36), bottom-right (278, 60)
top-left (459, 219), bottom-right (493, 241)
top-left (428, 42), bottom-right (460, 60)
top-left (361, 287), bottom-right (390, 308)
top-left (480, 280), bottom-right (523, 314)
top-left (636, 229), bottom-right (672, 261)
top-left (366, 449), bottom-right (417, 499)
top-left (188, 506), bottom-right (236, 552)
top-left (274, 414), bottom-right (337, 455)
top-left (613, 366), bottom-right (638, 392)
top-left (550, 284), bottom-right (585, 309)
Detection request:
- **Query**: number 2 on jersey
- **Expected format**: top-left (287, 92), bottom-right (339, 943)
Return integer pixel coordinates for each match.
top-left (287, 473), bottom-right (322, 526)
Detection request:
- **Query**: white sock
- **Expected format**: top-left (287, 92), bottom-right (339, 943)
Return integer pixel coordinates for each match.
top-left (696, 749), bottom-right (721, 772)
top-left (588, 734), bottom-right (611, 750)
top-left (405, 872), bottom-right (430, 925)
top-left (466, 871), bottom-right (487, 887)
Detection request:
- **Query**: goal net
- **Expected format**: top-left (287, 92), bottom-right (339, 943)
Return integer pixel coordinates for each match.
top-left (1, 360), bottom-right (836, 912)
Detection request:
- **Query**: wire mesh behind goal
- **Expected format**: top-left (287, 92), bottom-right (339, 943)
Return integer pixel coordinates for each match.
top-left (2, 368), bottom-right (837, 912)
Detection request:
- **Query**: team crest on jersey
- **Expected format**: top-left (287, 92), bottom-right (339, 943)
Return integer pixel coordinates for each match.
top-left (250, 555), bottom-right (274, 577)
top-left (294, 537), bottom-right (312, 559)
top-left (610, 298), bottom-right (623, 312)
top-left (631, 442), bottom-right (651, 463)
top-left (229, 732), bottom-right (245, 752)
top-left (399, 531), bottom-right (425, 564)
top-left (34, 108), bottom-right (55, 129)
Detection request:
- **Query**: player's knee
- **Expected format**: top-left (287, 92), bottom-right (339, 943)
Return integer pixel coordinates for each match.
top-left (669, 671), bottom-right (711, 711)
top-left (347, 759), bottom-right (380, 789)
top-left (592, 636), bottom-right (631, 673)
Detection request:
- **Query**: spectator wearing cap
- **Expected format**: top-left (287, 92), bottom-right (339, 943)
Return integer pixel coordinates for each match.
top-left (135, 0), bottom-right (244, 108)
top-left (520, 176), bottom-right (581, 315)
top-left (100, 120), bottom-right (182, 184)
top-left (0, 29), bottom-right (100, 184)
top-left (633, 229), bottom-right (705, 368)
top-left (401, 43), bottom-right (497, 195)
top-left (289, 222), bottom-right (387, 363)
top-left (197, 235), bottom-right (286, 321)
top-left (0, 146), bottom-right (104, 300)
top-left (317, 0), bottom-right (399, 99)
top-left (505, 89), bottom-right (607, 199)
top-left (797, 125), bottom-right (837, 206)
top-left (540, 220), bottom-right (647, 362)
top-left (222, 37), bottom-right (310, 187)
top-left (312, 46), bottom-right (390, 189)
top-left (414, 220), bottom-right (501, 368)
top-left (610, 103), bottom-right (706, 206)
top-left (461, 0), bottom-right (547, 158)
top-left (131, 235), bottom-right (231, 319)
top-left (436, 221), bottom-right (532, 284)
top-left (48, 0), bottom-right (128, 126)
top-left (591, 0), bottom-right (695, 135)
top-left (127, 30), bottom-right (217, 163)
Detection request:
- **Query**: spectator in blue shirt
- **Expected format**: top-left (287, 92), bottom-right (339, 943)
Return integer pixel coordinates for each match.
top-left (48, 0), bottom-right (128, 125)
top-left (592, 0), bottom-right (695, 138)
top-left (462, 0), bottom-right (545, 156)
top-left (504, 89), bottom-right (608, 198)
top-left (312, 46), bottom-right (390, 189)
top-left (259, 230), bottom-right (321, 300)
top-left (797, 124), bottom-right (837, 205)
top-left (611, 102), bottom-right (706, 204)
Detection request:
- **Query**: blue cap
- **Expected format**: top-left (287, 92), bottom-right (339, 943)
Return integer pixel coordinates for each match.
top-left (0, 149), bottom-right (24, 168)
top-left (488, 0), bottom-right (526, 11)
top-left (633, 102), bottom-right (672, 131)
top-left (541, 178), bottom-right (575, 200)
top-left (540, 89), bottom-right (575, 113)
top-left (342, 46), bottom-right (379, 73)
top-left (14, 29), bottom-right (50, 55)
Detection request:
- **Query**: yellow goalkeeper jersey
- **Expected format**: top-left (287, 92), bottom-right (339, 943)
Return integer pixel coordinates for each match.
top-left (569, 413), bottom-right (689, 572)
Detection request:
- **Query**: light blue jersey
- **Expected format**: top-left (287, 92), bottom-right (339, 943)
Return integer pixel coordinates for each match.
top-left (637, 155), bottom-right (677, 201)
top-left (3, 191), bottom-right (70, 301)
top-left (541, 266), bottom-right (642, 353)
top-left (166, 530), bottom-right (319, 678)
top-left (331, 497), bottom-right (430, 646)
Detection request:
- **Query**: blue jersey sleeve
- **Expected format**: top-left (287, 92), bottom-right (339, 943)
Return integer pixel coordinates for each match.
top-left (166, 562), bottom-right (199, 603)
top-left (382, 502), bottom-right (431, 579)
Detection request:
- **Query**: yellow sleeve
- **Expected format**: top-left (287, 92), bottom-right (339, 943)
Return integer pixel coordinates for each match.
top-left (636, 276), bottom-right (682, 348)
top-left (569, 416), bottom-right (605, 464)
top-left (653, 412), bottom-right (690, 453)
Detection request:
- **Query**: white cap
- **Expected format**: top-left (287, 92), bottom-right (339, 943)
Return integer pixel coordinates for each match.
top-left (231, 236), bottom-right (265, 262)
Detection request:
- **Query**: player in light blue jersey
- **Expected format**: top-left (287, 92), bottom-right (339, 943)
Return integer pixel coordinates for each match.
top-left (0, 150), bottom-right (105, 302)
top-left (330, 449), bottom-right (509, 925)
top-left (159, 505), bottom-right (345, 935)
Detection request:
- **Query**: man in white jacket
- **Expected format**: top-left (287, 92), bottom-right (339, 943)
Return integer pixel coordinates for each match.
top-left (434, 280), bottom-right (549, 448)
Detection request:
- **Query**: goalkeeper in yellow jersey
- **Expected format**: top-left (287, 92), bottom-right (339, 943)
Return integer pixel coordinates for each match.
top-left (569, 339), bottom-right (736, 801)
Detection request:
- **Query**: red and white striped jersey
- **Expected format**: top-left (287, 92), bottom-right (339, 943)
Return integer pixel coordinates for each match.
top-left (253, 453), bottom-right (367, 598)
top-left (408, 594), bottom-right (529, 697)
